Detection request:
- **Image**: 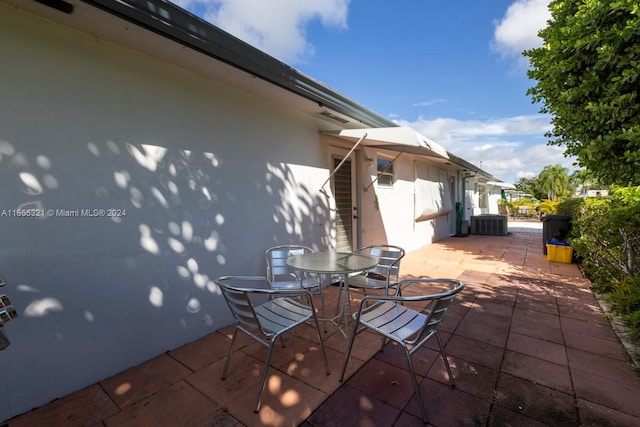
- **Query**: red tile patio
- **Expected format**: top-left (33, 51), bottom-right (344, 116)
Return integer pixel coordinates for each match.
top-left (5, 221), bottom-right (640, 426)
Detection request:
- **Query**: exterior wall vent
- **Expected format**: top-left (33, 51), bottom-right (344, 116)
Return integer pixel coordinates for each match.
top-left (470, 215), bottom-right (508, 236)
top-left (318, 110), bottom-right (350, 124)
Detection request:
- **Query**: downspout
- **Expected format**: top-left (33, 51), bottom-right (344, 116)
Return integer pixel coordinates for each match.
top-left (457, 169), bottom-right (466, 217)
top-left (458, 169), bottom-right (466, 234)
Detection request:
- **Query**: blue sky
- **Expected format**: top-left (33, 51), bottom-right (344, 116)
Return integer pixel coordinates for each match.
top-left (171, 0), bottom-right (575, 184)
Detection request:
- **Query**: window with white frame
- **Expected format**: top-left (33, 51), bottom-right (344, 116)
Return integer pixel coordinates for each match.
top-left (377, 156), bottom-right (394, 187)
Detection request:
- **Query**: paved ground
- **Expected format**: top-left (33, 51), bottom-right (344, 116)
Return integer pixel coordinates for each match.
top-left (6, 220), bottom-right (640, 427)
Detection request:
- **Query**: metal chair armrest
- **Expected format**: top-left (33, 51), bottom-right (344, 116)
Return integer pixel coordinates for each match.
top-left (351, 278), bottom-right (464, 318)
top-left (394, 278), bottom-right (464, 298)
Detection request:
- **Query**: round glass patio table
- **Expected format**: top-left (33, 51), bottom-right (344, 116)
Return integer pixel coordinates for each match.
top-left (286, 252), bottom-right (377, 340)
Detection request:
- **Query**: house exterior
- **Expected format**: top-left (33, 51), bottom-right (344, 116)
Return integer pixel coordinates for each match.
top-left (0, 0), bottom-right (511, 420)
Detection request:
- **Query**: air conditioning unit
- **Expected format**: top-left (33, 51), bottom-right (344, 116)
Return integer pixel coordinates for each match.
top-left (470, 215), bottom-right (508, 236)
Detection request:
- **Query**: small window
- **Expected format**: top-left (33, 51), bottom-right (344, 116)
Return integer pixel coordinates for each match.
top-left (377, 157), bottom-right (394, 187)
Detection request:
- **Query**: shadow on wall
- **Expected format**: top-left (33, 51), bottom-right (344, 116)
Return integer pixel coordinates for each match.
top-left (0, 137), bottom-right (330, 384)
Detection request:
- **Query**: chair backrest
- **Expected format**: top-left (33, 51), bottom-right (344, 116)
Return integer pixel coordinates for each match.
top-left (216, 276), bottom-right (270, 332)
top-left (425, 287), bottom-right (459, 329)
top-left (358, 244), bottom-right (405, 282)
top-left (265, 245), bottom-right (314, 283)
top-left (398, 278), bottom-right (464, 344)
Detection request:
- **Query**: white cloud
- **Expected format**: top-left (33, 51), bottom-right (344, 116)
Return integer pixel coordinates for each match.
top-left (493, 0), bottom-right (551, 61)
top-left (398, 115), bottom-right (552, 145)
top-left (171, 0), bottom-right (349, 64)
top-left (412, 99), bottom-right (447, 107)
top-left (396, 114), bottom-right (574, 183)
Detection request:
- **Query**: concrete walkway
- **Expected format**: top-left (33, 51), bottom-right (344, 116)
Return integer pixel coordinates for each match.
top-left (6, 221), bottom-right (640, 426)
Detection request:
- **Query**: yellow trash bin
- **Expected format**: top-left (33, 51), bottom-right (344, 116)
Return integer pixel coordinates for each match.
top-left (546, 241), bottom-right (573, 263)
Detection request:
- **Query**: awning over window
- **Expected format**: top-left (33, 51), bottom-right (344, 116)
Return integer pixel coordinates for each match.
top-left (324, 127), bottom-right (449, 160)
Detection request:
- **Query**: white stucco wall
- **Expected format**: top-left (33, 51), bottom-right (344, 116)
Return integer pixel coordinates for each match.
top-left (464, 180), bottom-right (506, 218)
top-left (359, 149), bottom-right (453, 252)
top-left (0, 6), bottom-right (332, 420)
top-left (487, 188), bottom-right (504, 215)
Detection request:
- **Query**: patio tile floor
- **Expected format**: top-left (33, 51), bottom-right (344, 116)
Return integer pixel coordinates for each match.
top-left (5, 220), bottom-right (640, 426)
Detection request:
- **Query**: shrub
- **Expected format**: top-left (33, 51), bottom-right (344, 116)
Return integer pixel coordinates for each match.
top-left (507, 198), bottom-right (539, 217)
top-left (623, 311), bottom-right (640, 341)
top-left (556, 197), bottom-right (583, 218)
top-left (537, 199), bottom-right (558, 215)
top-left (572, 186), bottom-right (640, 338)
top-left (610, 274), bottom-right (640, 342)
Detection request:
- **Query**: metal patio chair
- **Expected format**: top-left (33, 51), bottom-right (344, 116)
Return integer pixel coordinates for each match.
top-left (339, 278), bottom-right (464, 423)
top-left (265, 245), bottom-right (321, 290)
top-left (216, 276), bottom-right (330, 413)
top-left (265, 245), bottom-right (327, 327)
top-left (343, 244), bottom-right (405, 299)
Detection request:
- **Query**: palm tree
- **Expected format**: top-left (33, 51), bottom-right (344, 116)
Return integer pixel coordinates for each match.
top-left (537, 164), bottom-right (570, 201)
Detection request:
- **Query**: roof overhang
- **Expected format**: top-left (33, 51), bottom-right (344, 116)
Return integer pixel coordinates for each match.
top-left (324, 127), bottom-right (449, 160)
top-left (485, 181), bottom-right (516, 189)
top-left (2, 0), bottom-right (394, 131)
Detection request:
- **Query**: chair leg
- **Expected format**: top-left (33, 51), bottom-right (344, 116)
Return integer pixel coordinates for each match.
top-left (254, 341), bottom-right (277, 413)
top-left (221, 325), bottom-right (238, 380)
top-left (436, 331), bottom-right (455, 387)
top-left (338, 320), bottom-right (360, 382)
top-left (311, 312), bottom-right (330, 375)
top-left (379, 336), bottom-right (389, 352)
top-left (319, 281), bottom-right (327, 333)
top-left (404, 346), bottom-right (428, 423)
top-left (335, 278), bottom-right (344, 317)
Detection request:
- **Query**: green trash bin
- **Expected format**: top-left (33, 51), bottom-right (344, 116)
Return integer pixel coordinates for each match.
top-left (542, 215), bottom-right (571, 254)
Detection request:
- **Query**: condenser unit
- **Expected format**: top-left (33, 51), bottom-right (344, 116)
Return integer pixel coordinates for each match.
top-left (470, 215), bottom-right (508, 236)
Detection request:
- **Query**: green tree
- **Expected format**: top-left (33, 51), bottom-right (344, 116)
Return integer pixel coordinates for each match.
top-left (570, 168), bottom-right (607, 196)
top-left (524, 0), bottom-right (640, 186)
top-left (537, 164), bottom-right (570, 201)
top-left (570, 169), bottom-right (592, 196)
top-left (514, 177), bottom-right (537, 196)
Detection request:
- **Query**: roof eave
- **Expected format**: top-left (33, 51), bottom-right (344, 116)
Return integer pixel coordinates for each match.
top-left (82, 0), bottom-right (394, 128)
